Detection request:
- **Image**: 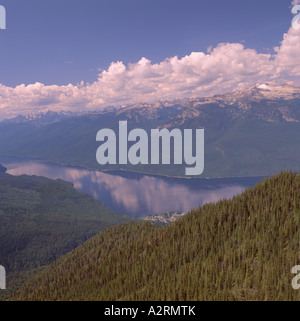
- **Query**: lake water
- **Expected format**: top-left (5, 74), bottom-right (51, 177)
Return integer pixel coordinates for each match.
top-left (0, 156), bottom-right (266, 218)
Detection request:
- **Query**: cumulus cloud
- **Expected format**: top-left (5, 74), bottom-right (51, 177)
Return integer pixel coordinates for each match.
top-left (0, 24), bottom-right (300, 120)
top-left (274, 27), bottom-right (300, 76)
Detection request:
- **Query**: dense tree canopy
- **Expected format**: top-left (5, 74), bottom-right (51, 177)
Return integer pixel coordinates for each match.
top-left (9, 172), bottom-right (300, 301)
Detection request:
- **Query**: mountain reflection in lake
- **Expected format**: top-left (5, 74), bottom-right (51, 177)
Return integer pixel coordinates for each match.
top-left (0, 157), bottom-right (265, 217)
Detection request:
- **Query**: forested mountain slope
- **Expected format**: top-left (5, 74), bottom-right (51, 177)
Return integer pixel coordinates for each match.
top-left (9, 171), bottom-right (300, 301)
top-left (0, 172), bottom-right (136, 298)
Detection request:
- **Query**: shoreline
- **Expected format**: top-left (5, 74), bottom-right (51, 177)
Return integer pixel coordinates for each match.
top-left (0, 153), bottom-right (268, 181)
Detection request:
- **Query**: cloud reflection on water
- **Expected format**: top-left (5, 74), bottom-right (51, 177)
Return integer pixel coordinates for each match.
top-left (5, 159), bottom-right (248, 217)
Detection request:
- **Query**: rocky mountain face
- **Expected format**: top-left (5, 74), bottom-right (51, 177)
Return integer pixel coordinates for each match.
top-left (204, 84), bottom-right (300, 122)
top-left (89, 83), bottom-right (300, 129)
top-left (154, 84), bottom-right (300, 127)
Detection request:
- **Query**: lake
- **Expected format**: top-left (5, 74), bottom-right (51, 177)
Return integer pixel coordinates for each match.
top-left (0, 156), bottom-right (266, 217)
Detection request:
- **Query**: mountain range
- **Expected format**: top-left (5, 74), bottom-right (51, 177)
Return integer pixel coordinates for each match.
top-left (1, 111), bottom-right (79, 127)
top-left (0, 83), bottom-right (300, 177)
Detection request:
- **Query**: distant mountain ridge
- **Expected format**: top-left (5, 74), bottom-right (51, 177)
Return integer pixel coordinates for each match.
top-left (0, 84), bottom-right (299, 177)
top-left (1, 111), bottom-right (79, 127)
top-left (159, 83), bottom-right (300, 126)
top-left (3, 84), bottom-right (300, 125)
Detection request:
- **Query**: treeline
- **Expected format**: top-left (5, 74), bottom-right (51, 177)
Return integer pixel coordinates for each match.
top-left (9, 171), bottom-right (300, 301)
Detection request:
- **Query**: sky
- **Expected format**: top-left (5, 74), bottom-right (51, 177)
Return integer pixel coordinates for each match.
top-left (0, 0), bottom-right (299, 119)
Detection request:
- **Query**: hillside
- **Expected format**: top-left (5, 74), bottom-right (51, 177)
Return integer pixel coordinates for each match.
top-left (9, 171), bottom-right (300, 301)
top-left (0, 84), bottom-right (300, 178)
top-left (0, 172), bottom-right (137, 298)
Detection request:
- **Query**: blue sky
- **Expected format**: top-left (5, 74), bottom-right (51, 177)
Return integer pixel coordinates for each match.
top-left (0, 0), bottom-right (294, 86)
top-left (0, 0), bottom-right (299, 119)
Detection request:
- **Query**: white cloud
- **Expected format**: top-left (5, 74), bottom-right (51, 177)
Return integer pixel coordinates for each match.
top-left (0, 25), bottom-right (300, 120)
top-left (274, 27), bottom-right (300, 76)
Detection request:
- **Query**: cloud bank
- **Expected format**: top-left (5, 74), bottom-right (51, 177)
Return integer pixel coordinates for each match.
top-left (0, 25), bottom-right (300, 120)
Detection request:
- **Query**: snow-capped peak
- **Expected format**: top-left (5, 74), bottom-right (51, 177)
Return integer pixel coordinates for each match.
top-left (257, 84), bottom-right (271, 90)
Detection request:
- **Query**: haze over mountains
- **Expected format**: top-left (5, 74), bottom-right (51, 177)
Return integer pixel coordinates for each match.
top-left (0, 84), bottom-right (300, 177)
